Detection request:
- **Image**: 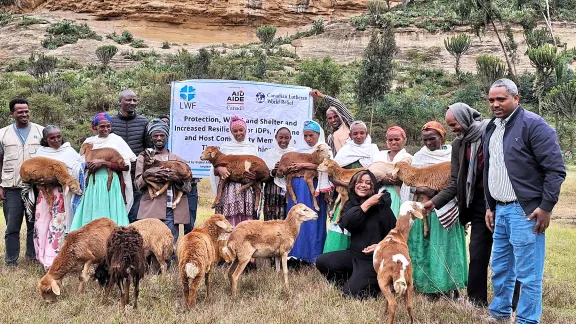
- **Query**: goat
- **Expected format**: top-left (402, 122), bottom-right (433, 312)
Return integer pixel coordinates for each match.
top-left (276, 143), bottom-right (331, 210)
top-left (392, 161), bottom-right (451, 237)
top-left (176, 214), bottom-right (233, 307)
top-left (80, 143), bottom-right (125, 191)
top-left (373, 201), bottom-right (424, 324)
top-left (99, 226), bottom-right (146, 311)
top-left (200, 146), bottom-right (270, 211)
top-left (38, 218), bottom-right (116, 302)
top-left (20, 157), bottom-right (83, 208)
top-left (141, 149), bottom-right (193, 209)
top-left (129, 219), bottom-right (174, 275)
top-left (224, 203), bottom-right (318, 297)
top-left (316, 159), bottom-right (365, 222)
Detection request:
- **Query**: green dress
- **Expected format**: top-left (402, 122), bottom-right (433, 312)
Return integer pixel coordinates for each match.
top-left (70, 168), bottom-right (129, 231)
top-left (384, 184), bottom-right (402, 218)
top-left (323, 160), bottom-right (363, 253)
top-left (408, 211), bottom-right (468, 293)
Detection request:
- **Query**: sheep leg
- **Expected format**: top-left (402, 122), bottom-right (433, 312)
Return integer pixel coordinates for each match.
top-left (155, 253), bottom-right (167, 276)
top-left (405, 280), bottom-right (415, 324)
top-left (155, 182), bottom-right (170, 197)
top-left (304, 174), bottom-right (320, 211)
top-left (423, 212), bottom-right (429, 238)
top-left (102, 276), bottom-right (114, 305)
top-left (121, 276), bottom-right (131, 311)
top-left (236, 182), bottom-right (253, 194)
top-left (78, 257), bottom-right (95, 294)
top-left (286, 175), bottom-right (298, 204)
top-left (205, 270), bottom-right (212, 300)
top-left (147, 183), bottom-right (157, 199)
top-left (281, 252), bottom-right (290, 290)
top-left (212, 178), bottom-right (226, 209)
top-left (275, 256), bottom-right (281, 273)
top-left (228, 259), bottom-right (238, 285)
top-left (329, 193), bottom-right (341, 220)
top-left (335, 191), bottom-right (349, 224)
top-left (106, 168), bottom-right (113, 191)
top-left (133, 276), bottom-right (140, 310)
top-left (380, 281), bottom-right (397, 324)
top-left (172, 189), bottom-right (184, 209)
top-left (253, 183), bottom-right (261, 213)
top-left (187, 272), bottom-right (202, 307)
top-left (181, 274), bottom-right (190, 306)
top-left (231, 258), bottom-right (250, 298)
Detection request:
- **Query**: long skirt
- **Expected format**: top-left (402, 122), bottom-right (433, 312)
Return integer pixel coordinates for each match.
top-left (262, 180), bottom-right (287, 221)
top-left (215, 181), bottom-right (255, 226)
top-left (408, 210), bottom-right (468, 293)
top-left (287, 177), bottom-right (327, 264)
top-left (70, 168), bottom-right (129, 231)
top-left (383, 184), bottom-right (402, 218)
top-left (323, 204), bottom-right (351, 253)
top-left (33, 187), bottom-right (66, 270)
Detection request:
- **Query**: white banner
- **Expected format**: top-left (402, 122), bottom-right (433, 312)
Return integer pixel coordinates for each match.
top-left (169, 80), bottom-right (313, 178)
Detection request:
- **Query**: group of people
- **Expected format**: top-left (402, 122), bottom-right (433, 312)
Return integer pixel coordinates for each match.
top-left (1, 78), bottom-right (565, 324)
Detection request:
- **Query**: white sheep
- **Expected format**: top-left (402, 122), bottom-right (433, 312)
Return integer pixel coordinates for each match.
top-left (129, 219), bottom-right (174, 276)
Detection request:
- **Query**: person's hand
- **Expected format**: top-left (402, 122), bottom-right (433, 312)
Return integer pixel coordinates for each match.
top-left (87, 159), bottom-right (107, 171)
top-left (244, 171), bottom-right (256, 181)
top-left (366, 193), bottom-right (383, 207)
top-left (423, 200), bottom-right (435, 211)
top-left (33, 177), bottom-right (58, 186)
top-left (287, 163), bottom-right (304, 173)
top-left (485, 209), bottom-right (495, 233)
top-left (417, 187), bottom-right (436, 199)
top-left (528, 208), bottom-right (551, 234)
top-left (215, 166), bottom-right (230, 179)
top-left (309, 89), bottom-right (325, 99)
top-left (0, 187), bottom-right (5, 200)
top-left (362, 244), bottom-right (378, 254)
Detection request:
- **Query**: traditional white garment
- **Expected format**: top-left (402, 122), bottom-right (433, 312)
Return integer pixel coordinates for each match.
top-left (33, 142), bottom-right (84, 232)
top-left (373, 148), bottom-right (412, 163)
top-left (333, 136), bottom-right (379, 167)
top-left (262, 140), bottom-right (295, 190)
top-left (295, 127), bottom-right (334, 192)
top-left (400, 145), bottom-right (459, 229)
top-left (83, 133), bottom-right (137, 213)
top-left (209, 139), bottom-right (259, 195)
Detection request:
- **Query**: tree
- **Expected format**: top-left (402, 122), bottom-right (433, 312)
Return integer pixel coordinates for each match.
top-left (544, 80), bottom-right (576, 148)
top-left (95, 45), bottom-right (118, 69)
top-left (527, 44), bottom-right (558, 114)
top-left (27, 52), bottom-right (57, 80)
top-left (356, 26), bottom-right (396, 107)
top-left (256, 25), bottom-right (276, 48)
top-left (444, 33), bottom-right (472, 75)
top-left (476, 54), bottom-right (507, 92)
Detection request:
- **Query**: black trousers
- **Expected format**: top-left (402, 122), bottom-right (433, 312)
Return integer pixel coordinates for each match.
top-left (3, 188), bottom-right (35, 265)
top-left (316, 250), bottom-right (380, 299)
top-left (466, 192), bottom-right (520, 309)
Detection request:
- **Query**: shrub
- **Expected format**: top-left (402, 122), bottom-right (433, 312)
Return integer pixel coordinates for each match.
top-left (42, 20), bottom-right (101, 49)
top-left (404, 46), bottom-right (441, 65)
top-left (130, 38), bottom-right (147, 48)
top-left (28, 93), bottom-right (66, 125)
top-left (95, 45), bottom-right (118, 68)
top-left (0, 13), bottom-right (12, 26)
top-left (18, 16), bottom-right (45, 26)
top-left (27, 52), bottom-right (58, 79)
top-left (476, 54), bottom-right (506, 92)
top-left (311, 18), bottom-right (325, 35)
top-left (351, 15), bottom-right (370, 31)
top-left (5, 59), bottom-right (28, 72)
top-left (161, 41), bottom-right (171, 49)
top-left (444, 33), bottom-right (471, 75)
top-left (256, 25), bottom-right (277, 47)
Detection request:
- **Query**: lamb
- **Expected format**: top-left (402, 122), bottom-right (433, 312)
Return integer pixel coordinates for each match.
top-left (275, 143), bottom-right (332, 210)
top-left (224, 203), bottom-right (318, 297)
top-left (176, 214), bottom-right (233, 307)
top-left (20, 157), bottom-right (83, 208)
top-left (141, 149), bottom-right (193, 209)
top-left (392, 161), bottom-right (451, 237)
top-left (129, 219), bottom-right (174, 275)
top-left (38, 218), bottom-right (117, 302)
top-left (97, 226), bottom-right (146, 310)
top-left (200, 146), bottom-right (270, 211)
top-left (368, 157), bottom-right (413, 183)
top-left (80, 143), bottom-right (125, 191)
top-left (316, 159), bottom-right (365, 222)
top-left (373, 201), bottom-right (424, 324)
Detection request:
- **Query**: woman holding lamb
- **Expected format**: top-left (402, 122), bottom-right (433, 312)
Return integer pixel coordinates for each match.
top-left (261, 127), bottom-right (295, 221)
top-left (399, 121), bottom-right (467, 299)
top-left (373, 126), bottom-right (413, 217)
top-left (70, 113), bottom-right (136, 231)
top-left (324, 121), bottom-right (379, 253)
top-left (210, 115), bottom-right (259, 226)
top-left (30, 126), bottom-right (84, 270)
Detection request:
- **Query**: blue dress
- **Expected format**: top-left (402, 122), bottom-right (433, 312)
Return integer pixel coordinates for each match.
top-left (287, 177), bottom-right (328, 263)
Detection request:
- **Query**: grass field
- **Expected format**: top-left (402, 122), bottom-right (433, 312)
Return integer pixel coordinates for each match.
top-left (0, 167), bottom-right (574, 323)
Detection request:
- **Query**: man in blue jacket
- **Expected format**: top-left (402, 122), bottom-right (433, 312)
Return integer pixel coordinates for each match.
top-left (484, 79), bottom-right (566, 323)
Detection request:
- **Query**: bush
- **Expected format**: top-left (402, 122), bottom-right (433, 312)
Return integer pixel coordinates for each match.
top-left (130, 39), bottom-right (148, 48)
top-left (27, 93), bottom-right (66, 125)
top-left (256, 25), bottom-right (277, 47)
top-left (107, 30), bottom-right (135, 45)
top-left (161, 41), bottom-right (171, 49)
top-left (17, 16), bottom-right (45, 26)
top-left (27, 52), bottom-right (58, 79)
top-left (42, 20), bottom-right (102, 49)
top-left (95, 45), bottom-right (118, 68)
top-left (5, 59), bottom-right (28, 72)
top-left (404, 46), bottom-right (441, 65)
top-left (311, 18), bottom-right (325, 35)
top-left (351, 15), bottom-right (370, 31)
top-left (476, 54), bottom-right (506, 92)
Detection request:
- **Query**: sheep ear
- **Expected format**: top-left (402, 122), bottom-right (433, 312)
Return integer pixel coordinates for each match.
top-left (51, 281), bottom-right (61, 296)
top-left (411, 210), bottom-right (424, 220)
top-left (215, 221), bottom-right (228, 229)
top-left (63, 185), bottom-right (69, 196)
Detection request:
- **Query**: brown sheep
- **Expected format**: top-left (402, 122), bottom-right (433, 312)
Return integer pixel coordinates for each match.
top-left (100, 226), bottom-right (146, 311)
top-left (141, 149), bottom-right (193, 209)
top-left (199, 146), bottom-right (270, 211)
top-left (224, 204), bottom-right (318, 297)
top-left (129, 219), bottom-right (174, 275)
top-left (80, 143), bottom-right (125, 191)
top-left (392, 161), bottom-right (451, 237)
top-left (176, 214), bottom-right (233, 307)
top-left (373, 201), bottom-right (424, 324)
top-left (20, 157), bottom-right (83, 208)
top-left (316, 159), bottom-right (365, 223)
top-left (38, 218), bottom-right (117, 302)
top-left (275, 143), bottom-right (331, 211)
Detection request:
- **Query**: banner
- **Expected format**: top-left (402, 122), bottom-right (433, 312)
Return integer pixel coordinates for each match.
top-left (169, 80), bottom-right (313, 178)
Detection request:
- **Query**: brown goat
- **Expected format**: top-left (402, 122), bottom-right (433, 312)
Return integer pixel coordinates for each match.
top-left (316, 159), bottom-right (365, 222)
top-left (176, 214), bottom-right (233, 307)
top-left (141, 149), bottom-right (193, 209)
top-left (373, 201), bottom-right (424, 324)
top-left (129, 219), bottom-right (174, 275)
top-left (20, 157), bottom-right (83, 208)
top-left (276, 144), bottom-right (331, 211)
top-left (368, 157), bottom-right (413, 183)
top-left (38, 218), bottom-right (117, 302)
top-left (80, 143), bottom-right (125, 191)
top-left (224, 204), bottom-right (318, 297)
top-left (200, 146), bottom-right (270, 211)
top-left (392, 161), bottom-right (451, 237)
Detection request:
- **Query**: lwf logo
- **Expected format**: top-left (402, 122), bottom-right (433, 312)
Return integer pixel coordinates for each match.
top-left (179, 85), bottom-right (197, 109)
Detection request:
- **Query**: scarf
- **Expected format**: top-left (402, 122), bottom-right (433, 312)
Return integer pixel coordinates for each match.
top-left (209, 139), bottom-right (259, 196)
top-left (400, 145), bottom-right (459, 230)
top-left (83, 133), bottom-right (137, 213)
top-left (334, 136), bottom-right (379, 168)
top-left (262, 141), bottom-right (295, 191)
top-left (295, 122), bottom-right (333, 192)
top-left (297, 123), bottom-right (328, 154)
top-left (373, 148), bottom-right (412, 163)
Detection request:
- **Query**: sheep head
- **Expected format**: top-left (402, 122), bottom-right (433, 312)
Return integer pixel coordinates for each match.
top-left (199, 146), bottom-right (221, 163)
top-left (314, 144), bottom-right (331, 161)
top-left (316, 158), bottom-right (334, 173)
top-left (204, 214), bottom-right (233, 240)
top-left (392, 161), bottom-right (410, 179)
top-left (64, 179), bottom-right (83, 196)
top-left (38, 274), bottom-right (62, 303)
top-left (399, 201), bottom-right (425, 228)
top-left (292, 203), bottom-right (318, 223)
top-left (79, 143), bottom-right (92, 156)
top-left (142, 148), bottom-right (156, 167)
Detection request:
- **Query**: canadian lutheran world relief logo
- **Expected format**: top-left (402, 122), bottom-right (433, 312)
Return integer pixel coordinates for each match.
top-left (180, 85), bottom-right (196, 101)
top-left (256, 92), bottom-right (266, 103)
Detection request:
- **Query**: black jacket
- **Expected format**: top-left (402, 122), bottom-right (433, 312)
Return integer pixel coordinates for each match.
top-left (110, 112), bottom-right (153, 179)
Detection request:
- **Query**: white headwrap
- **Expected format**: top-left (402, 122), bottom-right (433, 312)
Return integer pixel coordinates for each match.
top-left (373, 148), bottom-right (412, 163)
top-left (334, 135), bottom-right (379, 168)
top-left (262, 128), bottom-right (296, 190)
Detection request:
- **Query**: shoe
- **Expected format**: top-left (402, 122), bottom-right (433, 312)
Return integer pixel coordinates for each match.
top-left (482, 315), bottom-right (512, 323)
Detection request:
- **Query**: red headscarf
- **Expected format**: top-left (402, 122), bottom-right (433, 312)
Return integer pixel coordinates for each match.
top-left (229, 115), bottom-right (247, 131)
top-left (422, 121), bottom-right (447, 143)
top-left (386, 126), bottom-right (406, 139)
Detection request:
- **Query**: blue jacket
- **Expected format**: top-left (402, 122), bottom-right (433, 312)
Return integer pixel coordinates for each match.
top-left (483, 106), bottom-right (566, 214)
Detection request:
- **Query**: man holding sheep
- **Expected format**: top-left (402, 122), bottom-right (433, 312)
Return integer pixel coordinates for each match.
top-left (483, 79), bottom-right (565, 323)
top-left (0, 98), bottom-right (44, 267)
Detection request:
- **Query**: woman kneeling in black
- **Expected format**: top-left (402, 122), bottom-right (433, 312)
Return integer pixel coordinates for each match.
top-left (316, 170), bottom-right (397, 298)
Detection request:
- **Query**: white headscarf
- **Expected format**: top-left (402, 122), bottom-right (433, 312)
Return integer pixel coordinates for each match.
top-left (334, 135), bottom-right (379, 168)
top-left (83, 133), bottom-right (137, 213)
top-left (209, 135), bottom-right (259, 196)
top-left (262, 128), bottom-right (296, 190)
top-left (373, 148), bottom-right (412, 163)
top-left (297, 120), bottom-right (329, 154)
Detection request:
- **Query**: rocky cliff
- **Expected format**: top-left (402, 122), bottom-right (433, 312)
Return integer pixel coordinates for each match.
top-left (15, 0), bottom-right (375, 27)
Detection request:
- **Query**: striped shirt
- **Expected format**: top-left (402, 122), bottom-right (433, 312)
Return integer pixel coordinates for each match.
top-left (488, 110), bottom-right (518, 202)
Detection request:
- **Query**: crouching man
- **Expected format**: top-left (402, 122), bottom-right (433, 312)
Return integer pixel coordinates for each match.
top-left (134, 118), bottom-right (192, 244)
